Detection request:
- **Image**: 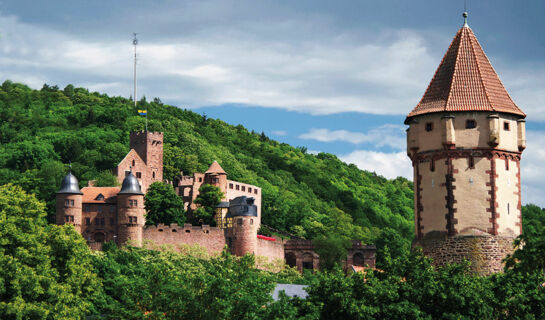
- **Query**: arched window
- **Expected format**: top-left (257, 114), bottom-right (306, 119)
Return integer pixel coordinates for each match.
top-left (353, 252), bottom-right (365, 267)
top-left (285, 252), bottom-right (297, 268)
top-left (302, 253), bottom-right (314, 270)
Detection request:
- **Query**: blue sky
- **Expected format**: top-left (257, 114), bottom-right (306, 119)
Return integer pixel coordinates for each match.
top-left (0, 0), bottom-right (543, 205)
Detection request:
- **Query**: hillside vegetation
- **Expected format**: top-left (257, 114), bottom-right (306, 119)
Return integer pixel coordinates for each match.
top-left (0, 80), bottom-right (414, 246)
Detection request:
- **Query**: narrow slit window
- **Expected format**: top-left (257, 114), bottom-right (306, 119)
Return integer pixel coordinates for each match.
top-left (505, 158), bottom-right (509, 171)
top-left (430, 160), bottom-right (435, 172)
top-left (469, 156), bottom-right (475, 169)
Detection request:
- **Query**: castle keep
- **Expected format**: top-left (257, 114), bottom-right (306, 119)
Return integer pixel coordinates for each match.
top-left (406, 15), bottom-right (526, 274)
top-left (56, 130), bottom-right (375, 272)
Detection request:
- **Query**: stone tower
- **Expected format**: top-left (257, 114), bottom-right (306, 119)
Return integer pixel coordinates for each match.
top-left (204, 161), bottom-right (228, 196)
top-left (226, 196), bottom-right (258, 256)
top-left (129, 131), bottom-right (164, 190)
top-left (56, 171), bottom-right (83, 232)
top-left (117, 171), bottom-right (145, 246)
top-left (406, 15), bottom-right (526, 275)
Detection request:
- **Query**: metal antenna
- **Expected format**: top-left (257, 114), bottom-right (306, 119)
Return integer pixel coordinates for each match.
top-left (133, 33), bottom-right (138, 108)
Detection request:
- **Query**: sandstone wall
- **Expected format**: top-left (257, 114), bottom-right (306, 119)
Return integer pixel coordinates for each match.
top-left (143, 224), bottom-right (226, 254)
top-left (255, 238), bottom-right (285, 262)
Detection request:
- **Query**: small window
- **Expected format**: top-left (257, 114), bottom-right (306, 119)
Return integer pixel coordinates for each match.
top-left (185, 229), bottom-right (191, 233)
top-left (254, 189), bottom-right (258, 194)
top-left (95, 193), bottom-right (104, 201)
top-left (84, 204), bottom-right (90, 212)
top-left (504, 122), bottom-right (510, 131)
top-left (241, 186), bottom-right (245, 192)
top-left (85, 218), bottom-right (91, 225)
top-left (129, 200), bottom-right (138, 207)
top-left (425, 122), bottom-right (433, 132)
top-left (100, 218), bottom-right (105, 226)
top-left (109, 206), bottom-right (115, 213)
top-left (198, 177), bottom-right (203, 182)
top-left (469, 156), bottom-right (475, 169)
top-left (229, 183), bottom-right (233, 189)
top-left (172, 229), bottom-right (177, 232)
top-left (248, 187), bottom-right (252, 193)
top-left (129, 216), bottom-right (138, 224)
top-left (158, 229), bottom-right (163, 232)
top-left (110, 218), bottom-right (114, 225)
top-left (505, 159), bottom-right (509, 171)
top-left (466, 119), bottom-right (477, 129)
top-left (250, 219), bottom-right (253, 225)
top-left (132, 160), bottom-right (135, 166)
top-left (64, 199), bottom-right (70, 207)
top-left (152, 172), bottom-right (156, 179)
top-left (236, 185), bottom-right (240, 190)
top-left (97, 206), bottom-right (103, 214)
top-left (65, 215), bottom-right (74, 223)
top-left (507, 203), bottom-right (510, 215)
top-left (430, 160), bottom-right (435, 172)
top-left (95, 218), bottom-right (100, 226)
top-left (136, 172), bottom-right (142, 179)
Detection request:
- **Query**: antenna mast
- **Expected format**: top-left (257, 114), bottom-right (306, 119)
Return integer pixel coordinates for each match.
top-left (133, 33), bottom-right (138, 108)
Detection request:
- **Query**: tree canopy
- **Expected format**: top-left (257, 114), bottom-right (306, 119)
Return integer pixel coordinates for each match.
top-left (144, 181), bottom-right (186, 226)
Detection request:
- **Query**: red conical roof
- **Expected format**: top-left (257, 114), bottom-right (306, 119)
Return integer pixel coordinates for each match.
top-left (406, 25), bottom-right (525, 122)
top-left (205, 161), bottom-right (226, 174)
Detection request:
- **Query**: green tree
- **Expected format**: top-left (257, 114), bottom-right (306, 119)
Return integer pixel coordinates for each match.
top-left (0, 184), bottom-right (101, 319)
top-left (144, 181), bottom-right (186, 225)
top-left (93, 170), bottom-right (119, 187)
top-left (193, 184), bottom-right (224, 226)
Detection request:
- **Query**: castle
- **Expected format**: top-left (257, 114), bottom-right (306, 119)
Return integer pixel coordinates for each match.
top-left (407, 14), bottom-right (526, 274)
top-left (56, 131), bottom-right (376, 272)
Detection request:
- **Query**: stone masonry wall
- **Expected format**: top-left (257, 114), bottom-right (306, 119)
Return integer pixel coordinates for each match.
top-left (143, 223), bottom-right (226, 254)
top-left (255, 238), bottom-right (285, 262)
top-left (414, 235), bottom-right (515, 275)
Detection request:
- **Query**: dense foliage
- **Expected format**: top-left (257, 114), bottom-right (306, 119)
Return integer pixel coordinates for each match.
top-left (144, 182), bottom-right (186, 226)
top-left (2, 185), bottom-right (544, 319)
top-left (193, 184), bottom-right (224, 226)
top-left (0, 81), bottom-right (414, 247)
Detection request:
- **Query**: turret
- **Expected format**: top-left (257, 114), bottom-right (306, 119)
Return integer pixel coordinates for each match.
top-left (226, 196), bottom-right (258, 256)
top-left (116, 171), bottom-right (145, 246)
top-left (204, 161), bottom-right (228, 196)
top-left (406, 14), bottom-right (526, 275)
top-left (56, 171), bottom-right (83, 232)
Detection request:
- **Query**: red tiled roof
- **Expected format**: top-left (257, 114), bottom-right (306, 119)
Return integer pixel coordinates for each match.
top-left (81, 187), bottom-right (120, 204)
top-left (406, 25), bottom-right (525, 121)
top-left (205, 161), bottom-right (226, 174)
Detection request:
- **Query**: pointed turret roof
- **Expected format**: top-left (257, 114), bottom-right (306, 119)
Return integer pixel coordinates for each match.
top-left (406, 24), bottom-right (525, 123)
top-left (205, 161), bottom-right (226, 174)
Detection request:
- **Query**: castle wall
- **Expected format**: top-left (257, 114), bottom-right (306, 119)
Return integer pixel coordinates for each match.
top-left (494, 157), bottom-right (521, 236)
top-left (116, 150), bottom-right (149, 192)
top-left (452, 157), bottom-right (491, 235)
top-left (226, 180), bottom-right (262, 225)
top-left (418, 158), bottom-right (448, 235)
top-left (143, 224), bottom-right (226, 254)
top-left (55, 194), bottom-right (82, 233)
top-left (255, 238), bottom-right (285, 262)
top-left (415, 235), bottom-right (516, 275)
top-left (81, 204), bottom-right (117, 242)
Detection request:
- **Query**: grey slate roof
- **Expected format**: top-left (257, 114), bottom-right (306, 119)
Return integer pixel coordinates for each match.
top-left (228, 196), bottom-right (257, 217)
top-left (272, 284), bottom-right (309, 301)
top-left (118, 172), bottom-right (144, 195)
top-left (57, 172), bottom-right (83, 195)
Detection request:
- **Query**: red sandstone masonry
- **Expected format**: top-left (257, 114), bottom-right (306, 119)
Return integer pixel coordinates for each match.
top-left (256, 238), bottom-right (285, 262)
top-left (143, 224), bottom-right (226, 254)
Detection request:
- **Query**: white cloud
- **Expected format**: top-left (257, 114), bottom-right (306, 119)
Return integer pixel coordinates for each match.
top-left (299, 124), bottom-right (405, 149)
top-left (340, 150), bottom-right (412, 180)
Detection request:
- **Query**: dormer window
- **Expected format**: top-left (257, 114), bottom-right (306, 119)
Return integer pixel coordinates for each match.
top-left (95, 193), bottom-right (105, 201)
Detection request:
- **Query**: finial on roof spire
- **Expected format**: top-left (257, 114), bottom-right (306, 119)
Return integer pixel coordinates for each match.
top-left (463, 11), bottom-right (468, 27)
top-left (68, 161), bottom-right (72, 173)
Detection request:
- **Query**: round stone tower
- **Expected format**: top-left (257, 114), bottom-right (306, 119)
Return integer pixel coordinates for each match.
top-left (56, 171), bottom-right (83, 232)
top-left (226, 196), bottom-right (258, 256)
top-left (406, 15), bottom-right (526, 275)
top-left (117, 171), bottom-right (145, 246)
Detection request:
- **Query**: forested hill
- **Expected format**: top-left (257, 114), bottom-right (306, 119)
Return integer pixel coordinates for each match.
top-left (0, 81), bottom-right (414, 244)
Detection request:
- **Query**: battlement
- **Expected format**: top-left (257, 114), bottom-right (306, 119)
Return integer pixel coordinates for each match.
top-left (130, 131), bottom-right (164, 138)
top-left (143, 223), bottom-right (226, 254)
